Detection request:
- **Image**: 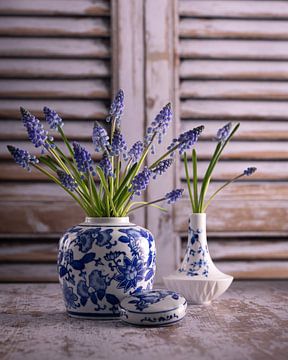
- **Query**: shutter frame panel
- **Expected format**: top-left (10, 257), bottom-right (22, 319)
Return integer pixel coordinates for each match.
top-left (178, 0), bottom-right (288, 279)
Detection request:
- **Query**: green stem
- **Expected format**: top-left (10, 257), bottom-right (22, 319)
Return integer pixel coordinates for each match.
top-left (183, 152), bottom-right (194, 213)
top-left (192, 148), bottom-right (199, 211)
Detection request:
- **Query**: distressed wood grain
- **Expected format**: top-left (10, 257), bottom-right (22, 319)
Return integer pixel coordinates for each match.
top-left (179, 0), bottom-right (288, 19)
top-left (0, 79), bottom-right (110, 99)
top-left (181, 80), bottom-right (288, 100)
top-left (0, 17), bottom-right (110, 37)
top-left (180, 60), bottom-right (288, 80)
top-left (180, 18), bottom-right (288, 40)
top-left (181, 100), bottom-right (288, 120)
top-left (180, 39), bottom-right (288, 60)
top-left (0, 100), bottom-right (107, 119)
top-left (0, 38), bottom-right (110, 58)
top-left (181, 120), bottom-right (288, 140)
top-left (0, 59), bottom-right (110, 79)
top-left (175, 199), bottom-right (288, 233)
top-left (0, 0), bottom-right (110, 16)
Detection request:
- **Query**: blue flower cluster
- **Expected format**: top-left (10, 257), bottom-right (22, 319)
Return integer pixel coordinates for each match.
top-left (111, 129), bottom-right (127, 156)
top-left (145, 103), bottom-right (172, 147)
top-left (20, 107), bottom-right (51, 152)
top-left (7, 145), bottom-right (39, 171)
top-left (92, 122), bottom-right (110, 153)
top-left (126, 141), bottom-right (144, 164)
top-left (57, 170), bottom-right (78, 191)
top-left (165, 189), bottom-right (184, 204)
top-left (130, 167), bottom-right (152, 196)
top-left (167, 125), bottom-right (204, 156)
top-left (152, 159), bottom-right (173, 179)
top-left (244, 167), bottom-right (257, 176)
top-left (72, 142), bottom-right (96, 176)
top-left (43, 106), bottom-right (64, 130)
top-left (106, 89), bottom-right (124, 126)
top-left (99, 152), bottom-right (114, 178)
top-left (216, 122), bottom-right (232, 143)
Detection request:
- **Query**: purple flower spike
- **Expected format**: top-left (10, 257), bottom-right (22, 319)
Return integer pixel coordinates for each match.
top-left (99, 152), bottom-right (114, 178)
top-left (152, 159), bottom-right (173, 179)
top-left (165, 188), bottom-right (184, 204)
top-left (126, 141), bottom-right (144, 164)
top-left (20, 107), bottom-right (52, 151)
top-left (216, 122), bottom-right (232, 143)
top-left (57, 170), bottom-right (78, 191)
top-left (73, 141), bottom-right (96, 176)
top-left (106, 89), bottom-right (124, 126)
top-left (111, 129), bottom-right (127, 156)
top-left (7, 145), bottom-right (39, 172)
top-left (130, 167), bottom-right (152, 196)
top-left (43, 106), bottom-right (63, 130)
top-left (167, 125), bottom-right (204, 156)
top-left (92, 122), bottom-right (110, 153)
top-left (244, 167), bottom-right (257, 176)
top-left (145, 103), bottom-right (172, 147)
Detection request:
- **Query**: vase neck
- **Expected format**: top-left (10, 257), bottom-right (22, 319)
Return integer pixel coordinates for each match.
top-left (189, 213), bottom-right (206, 242)
top-left (84, 217), bottom-right (132, 226)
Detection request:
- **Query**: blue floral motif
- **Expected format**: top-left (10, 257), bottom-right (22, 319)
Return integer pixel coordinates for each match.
top-left (128, 290), bottom-right (179, 311)
top-left (62, 281), bottom-right (79, 309)
top-left (115, 256), bottom-right (145, 293)
top-left (58, 224), bottom-right (156, 318)
top-left (74, 228), bottom-right (115, 253)
top-left (179, 225), bottom-right (209, 277)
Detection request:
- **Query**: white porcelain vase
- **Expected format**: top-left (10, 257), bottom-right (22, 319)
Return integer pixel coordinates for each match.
top-left (163, 213), bottom-right (233, 304)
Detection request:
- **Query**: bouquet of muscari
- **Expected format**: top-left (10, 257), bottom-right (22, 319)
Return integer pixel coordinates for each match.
top-left (7, 90), bottom-right (204, 217)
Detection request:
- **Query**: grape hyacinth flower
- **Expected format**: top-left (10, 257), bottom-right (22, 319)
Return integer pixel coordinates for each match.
top-left (92, 122), bottom-right (111, 153)
top-left (99, 152), bottom-right (114, 178)
top-left (111, 129), bottom-right (127, 156)
top-left (7, 145), bottom-right (39, 171)
top-left (152, 159), bottom-right (173, 179)
top-left (126, 141), bottom-right (144, 164)
top-left (43, 106), bottom-right (64, 130)
top-left (73, 142), bottom-right (96, 176)
top-left (168, 125), bottom-right (204, 156)
top-left (106, 89), bottom-right (124, 126)
top-left (20, 107), bottom-right (52, 152)
top-left (145, 103), bottom-right (172, 149)
top-left (244, 167), bottom-right (257, 176)
top-left (216, 122), bottom-right (232, 143)
top-left (165, 188), bottom-right (184, 204)
top-left (57, 170), bottom-right (78, 191)
top-left (130, 167), bottom-right (152, 196)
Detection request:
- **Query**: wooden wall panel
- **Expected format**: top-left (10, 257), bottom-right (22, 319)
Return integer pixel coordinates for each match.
top-left (177, 0), bottom-right (288, 279)
top-left (0, 0), bottom-right (112, 282)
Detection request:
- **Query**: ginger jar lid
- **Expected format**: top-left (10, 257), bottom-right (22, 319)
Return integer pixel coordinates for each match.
top-left (119, 289), bottom-right (187, 326)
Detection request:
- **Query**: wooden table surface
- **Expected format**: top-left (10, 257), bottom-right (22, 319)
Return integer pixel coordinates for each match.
top-left (0, 281), bottom-right (287, 360)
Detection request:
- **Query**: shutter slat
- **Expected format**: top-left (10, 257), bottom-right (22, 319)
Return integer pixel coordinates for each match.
top-left (181, 80), bottom-right (288, 100)
top-left (179, 1), bottom-right (288, 19)
top-left (0, 79), bottom-right (110, 99)
top-left (181, 100), bottom-right (288, 120)
top-left (175, 200), bottom-right (288, 233)
top-left (0, 100), bottom-right (107, 119)
top-left (0, 59), bottom-right (110, 79)
top-left (0, 0), bottom-right (110, 17)
top-left (181, 120), bottom-right (288, 141)
top-left (180, 39), bottom-right (288, 60)
top-left (0, 38), bottom-right (110, 58)
top-left (0, 17), bottom-right (110, 37)
top-left (180, 161), bottom-right (288, 181)
top-left (180, 18), bottom-right (288, 40)
top-left (180, 60), bottom-right (288, 80)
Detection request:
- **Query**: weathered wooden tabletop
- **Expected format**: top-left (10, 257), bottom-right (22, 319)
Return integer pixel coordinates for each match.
top-left (0, 281), bottom-right (287, 360)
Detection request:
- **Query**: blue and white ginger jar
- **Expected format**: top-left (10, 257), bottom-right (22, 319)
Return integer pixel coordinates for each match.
top-left (58, 217), bottom-right (156, 319)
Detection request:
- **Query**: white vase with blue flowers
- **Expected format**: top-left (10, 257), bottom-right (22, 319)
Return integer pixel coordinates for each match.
top-left (7, 90), bottom-right (205, 318)
top-left (164, 123), bottom-right (257, 304)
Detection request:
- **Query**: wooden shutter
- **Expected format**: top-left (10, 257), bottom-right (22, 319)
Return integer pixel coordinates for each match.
top-left (0, 0), bottom-right (111, 282)
top-left (176, 0), bottom-right (288, 279)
